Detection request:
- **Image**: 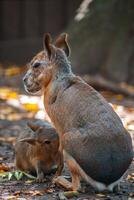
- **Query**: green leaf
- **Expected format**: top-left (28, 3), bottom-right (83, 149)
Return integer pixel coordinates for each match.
top-left (0, 172), bottom-right (7, 178)
top-left (14, 171), bottom-right (23, 180)
top-left (8, 172), bottom-right (13, 180)
top-left (22, 172), bottom-right (36, 180)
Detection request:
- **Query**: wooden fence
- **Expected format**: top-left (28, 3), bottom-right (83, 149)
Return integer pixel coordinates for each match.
top-left (0, 0), bottom-right (82, 64)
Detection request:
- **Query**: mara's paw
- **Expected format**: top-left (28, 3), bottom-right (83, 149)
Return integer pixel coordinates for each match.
top-left (107, 183), bottom-right (120, 193)
top-left (53, 176), bottom-right (73, 190)
top-left (36, 172), bottom-right (45, 183)
top-left (94, 182), bottom-right (107, 193)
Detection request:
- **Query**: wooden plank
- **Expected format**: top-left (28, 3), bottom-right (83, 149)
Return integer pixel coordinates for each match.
top-left (0, 38), bottom-right (42, 64)
top-left (0, 1), bottom-right (4, 40)
top-left (19, 0), bottom-right (26, 38)
top-left (44, 0), bottom-right (65, 36)
top-left (2, 0), bottom-right (20, 40)
top-left (38, 1), bottom-right (46, 37)
top-left (25, 0), bottom-right (39, 38)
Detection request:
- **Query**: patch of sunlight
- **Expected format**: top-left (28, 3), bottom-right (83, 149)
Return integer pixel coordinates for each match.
top-left (75, 0), bottom-right (93, 21)
top-left (0, 64), bottom-right (26, 77)
top-left (0, 88), bottom-right (18, 100)
top-left (111, 103), bottom-right (134, 130)
top-left (0, 86), bottom-right (50, 121)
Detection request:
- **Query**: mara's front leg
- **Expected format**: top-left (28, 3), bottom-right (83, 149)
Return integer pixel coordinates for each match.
top-left (35, 160), bottom-right (45, 183)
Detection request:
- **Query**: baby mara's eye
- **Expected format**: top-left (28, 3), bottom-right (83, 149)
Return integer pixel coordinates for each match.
top-left (32, 62), bottom-right (41, 68)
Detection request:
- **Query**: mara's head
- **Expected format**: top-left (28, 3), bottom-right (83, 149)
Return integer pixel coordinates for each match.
top-left (23, 33), bottom-right (71, 95)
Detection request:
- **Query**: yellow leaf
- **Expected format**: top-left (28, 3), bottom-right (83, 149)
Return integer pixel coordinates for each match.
top-left (5, 66), bottom-right (23, 76)
top-left (115, 94), bottom-right (123, 101)
top-left (0, 164), bottom-right (10, 172)
top-left (0, 88), bottom-right (18, 100)
top-left (0, 170), bottom-right (5, 173)
top-left (23, 103), bottom-right (39, 111)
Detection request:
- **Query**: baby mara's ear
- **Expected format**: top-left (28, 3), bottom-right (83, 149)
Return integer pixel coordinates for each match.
top-left (54, 33), bottom-right (70, 57)
top-left (19, 138), bottom-right (36, 145)
top-left (43, 33), bottom-right (55, 60)
top-left (27, 122), bottom-right (40, 132)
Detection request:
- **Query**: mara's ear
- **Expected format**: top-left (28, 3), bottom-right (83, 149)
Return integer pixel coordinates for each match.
top-left (54, 33), bottom-right (70, 57)
top-left (27, 122), bottom-right (40, 132)
top-left (19, 138), bottom-right (36, 145)
top-left (43, 33), bottom-right (55, 60)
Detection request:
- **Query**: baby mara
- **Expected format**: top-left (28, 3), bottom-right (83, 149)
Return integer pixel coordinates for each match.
top-left (15, 120), bottom-right (62, 182)
top-left (23, 33), bottom-right (133, 192)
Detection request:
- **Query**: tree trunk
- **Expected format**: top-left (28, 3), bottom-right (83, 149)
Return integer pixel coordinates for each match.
top-left (67, 0), bottom-right (134, 85)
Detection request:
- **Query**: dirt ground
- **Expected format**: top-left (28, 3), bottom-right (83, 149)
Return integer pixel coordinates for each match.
top-left (0, 67), bottom-right (133, 200)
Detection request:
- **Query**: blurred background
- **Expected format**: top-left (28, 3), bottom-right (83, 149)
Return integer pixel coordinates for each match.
top-left (0, 1), bottom-right (134, 199)
top-left (0, 0), bottom-right (134, 86)
top-left (0, 0), bottom-right (81, 64)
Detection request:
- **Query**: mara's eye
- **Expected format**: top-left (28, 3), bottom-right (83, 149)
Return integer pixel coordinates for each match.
top-left (44, 140), bottom-right (51, 145)
top-left (32, 62), bottom-right (41, 68)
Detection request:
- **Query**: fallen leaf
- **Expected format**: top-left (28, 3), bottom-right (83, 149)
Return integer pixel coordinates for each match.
top-left (14, 190), bottom-right (21, 196)
top-left (22, 103), bottom-right (39, 111)
top-left (22, 171), bottom-right (36, 179)
top-left (0, 88), bottom-right (18, 100)
top-left (0, 172), bottom-right (7, 178)
top-left (96, 193), bottom-right (106, 197)
top-left (31, 190), bottom-right (44, 196)
top-left (24, 190), bottom-right (44, 196)
top-left (115, 94), bottom-right (124, 101)
top-left (14, 171), bottom-right (23, 180)
top-left (127, 173), bottom-right (134, 181)
top-left (63, 191), bottom-right (79, 198)
top-left (2, 195), bottom-right (16, 199)
top-left (0, 136), bottom-right (16, 143)
top-left (25, 179), bottom-right (35, 184)
top-left (44, 188), bottom-right (55, 193)
top-left (8, 172), bottom-right (13, 180)
top-left (127, 124), bottom-right (134, 131)
top-left (0, 164), bottom-right (10, 172)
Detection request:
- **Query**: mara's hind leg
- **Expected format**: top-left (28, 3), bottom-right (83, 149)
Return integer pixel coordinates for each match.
top-left (54, 150), bottom-right (107, 192)
top-left (65, 153), bottom-right (81, 191)
top-left (55, 142), bottom-right (64, 177)
top-left (53, 150), bottom-right (81, 191)
top-left (107, 177), bottom-right (122, 192)
top-left (64, 150), bottom-right (107, 192)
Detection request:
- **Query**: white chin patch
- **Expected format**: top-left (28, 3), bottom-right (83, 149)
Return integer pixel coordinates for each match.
top-left (24, 85), bottom-right (42, 96)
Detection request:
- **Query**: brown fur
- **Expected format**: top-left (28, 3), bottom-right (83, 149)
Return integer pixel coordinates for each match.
top-left (23, 33), bottom-right (133, 191)
top-left (15, 120), bottom-right (63, 182)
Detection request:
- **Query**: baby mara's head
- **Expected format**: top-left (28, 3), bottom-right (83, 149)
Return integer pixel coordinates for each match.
top-left (20, 121), bottom-right (59, 158)
top-left (23, 33), bottom-right (70, 95)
